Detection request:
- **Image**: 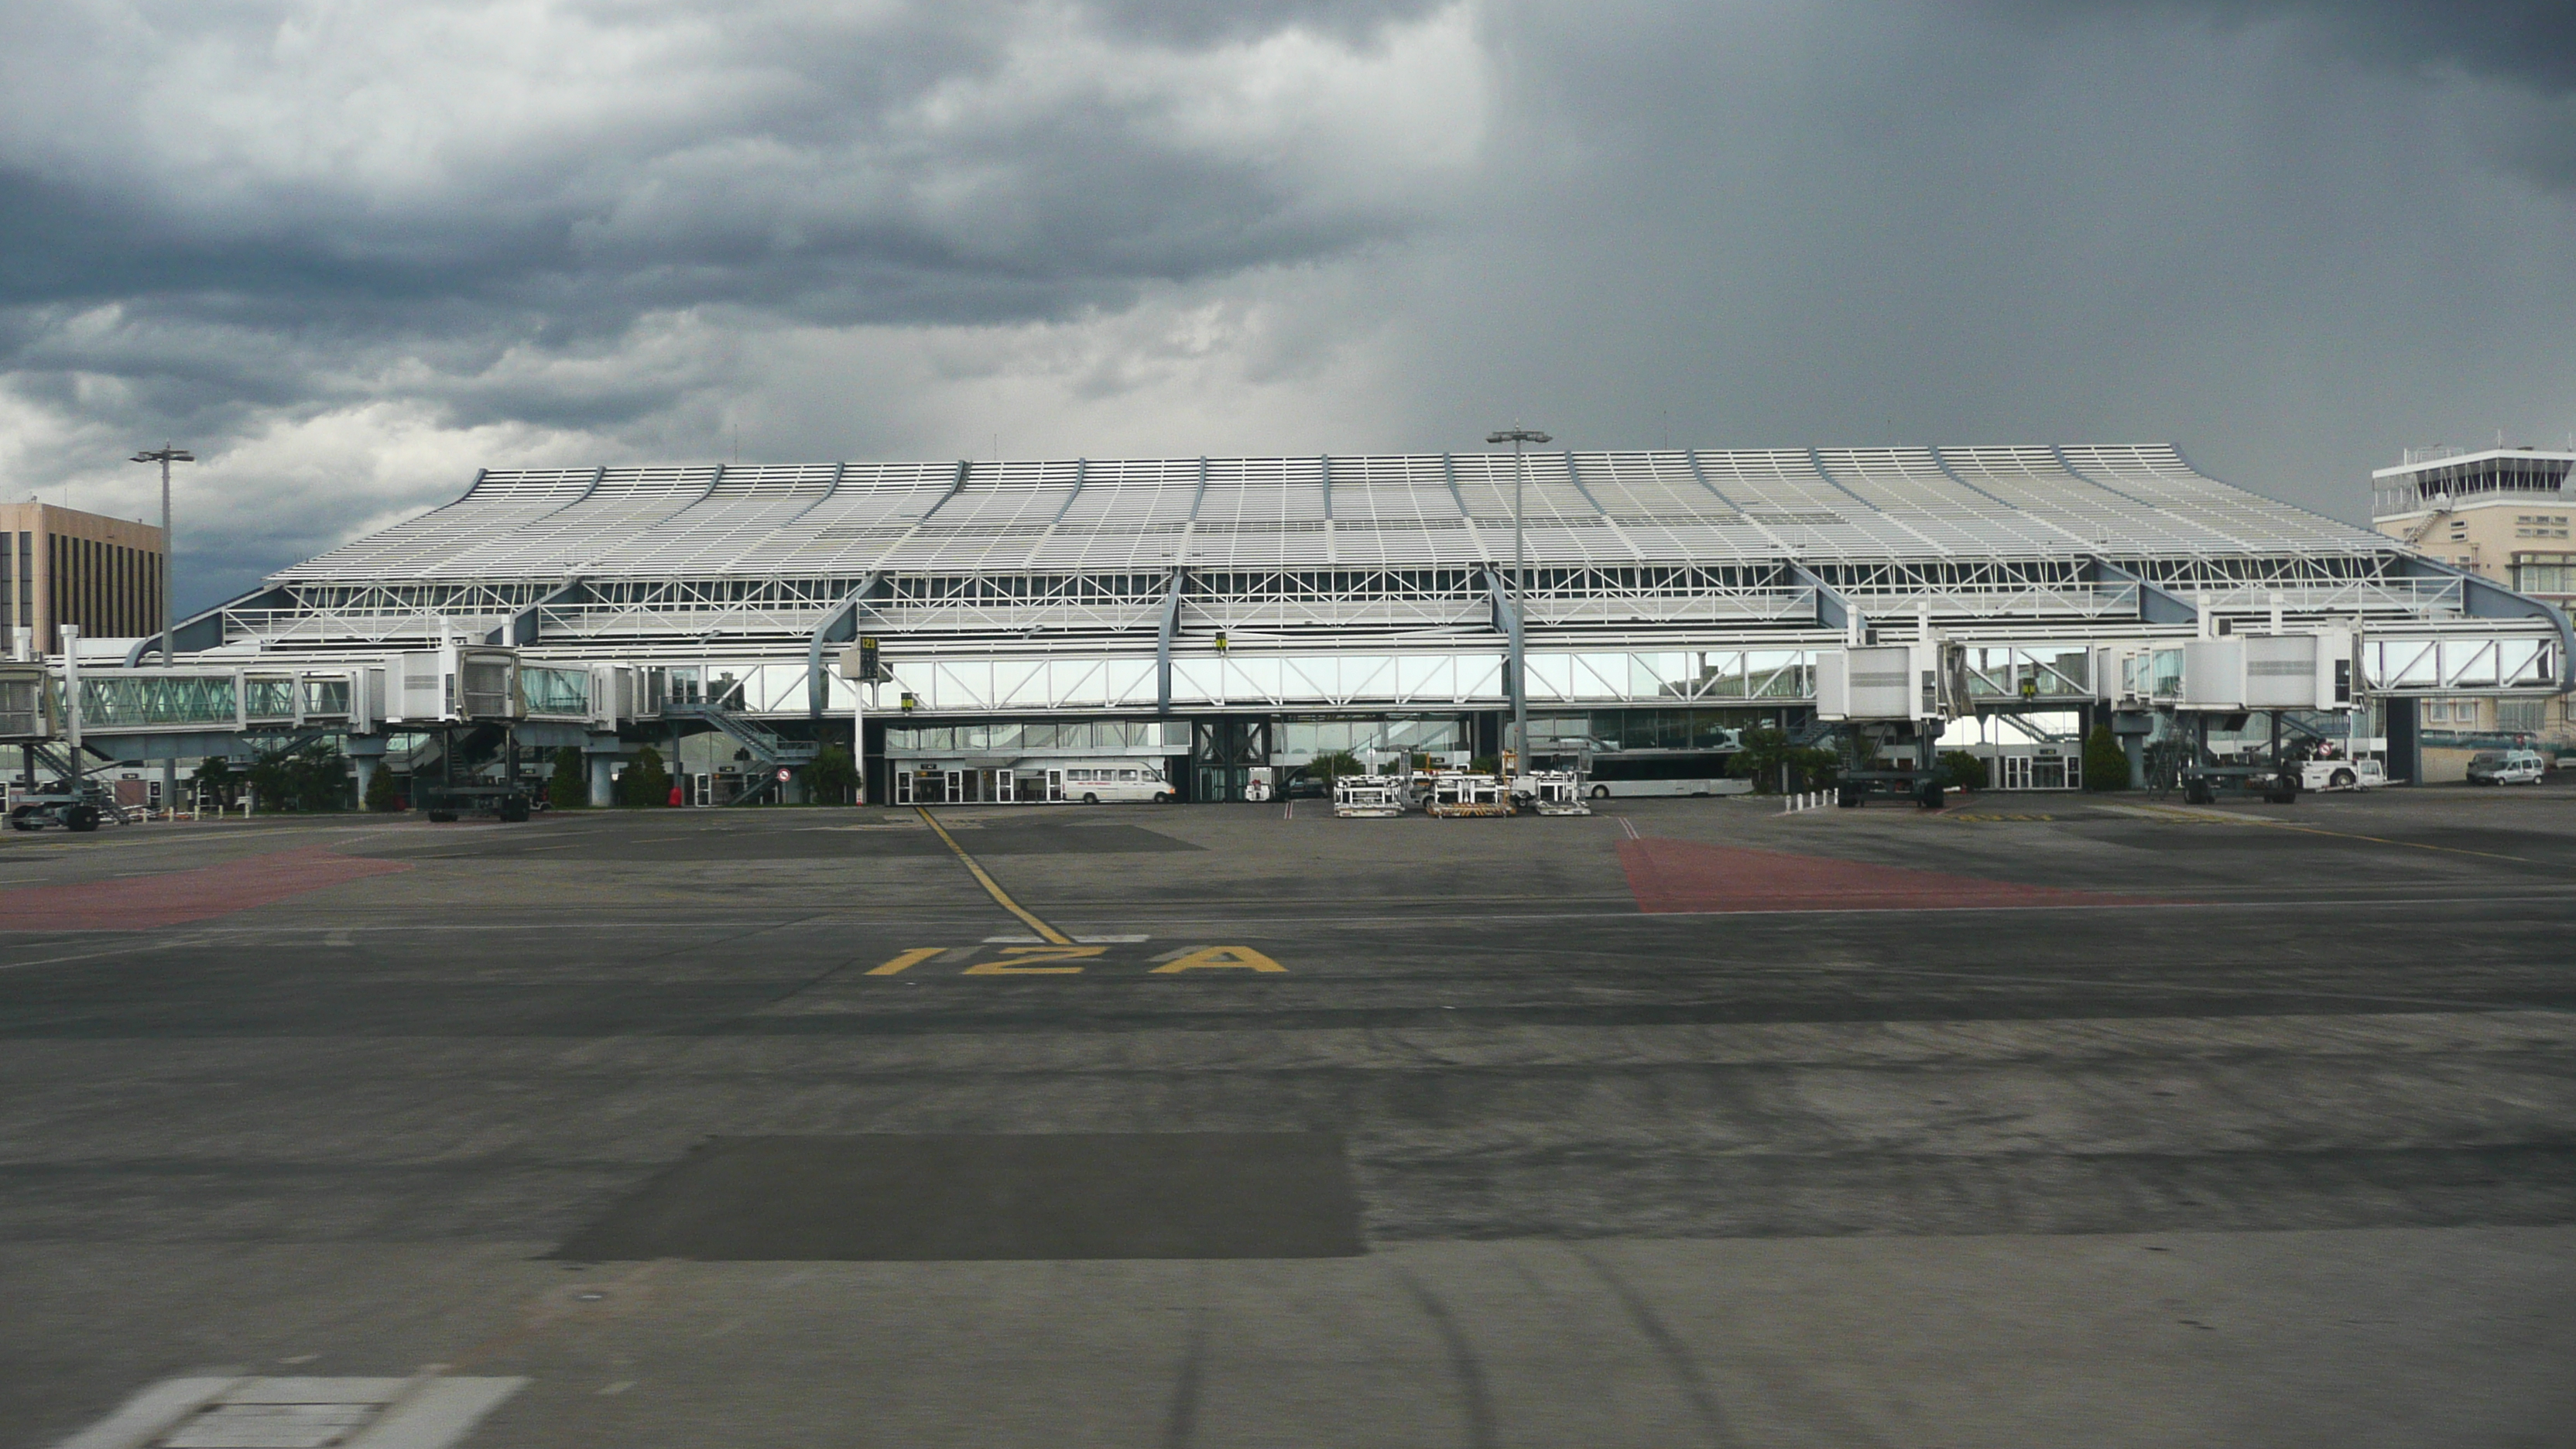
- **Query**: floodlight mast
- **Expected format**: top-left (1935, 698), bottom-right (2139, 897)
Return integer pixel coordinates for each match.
top-left (1485, 426), bottom-right (1551, 773)
top-left (128, 443), bottom-right (194, 666)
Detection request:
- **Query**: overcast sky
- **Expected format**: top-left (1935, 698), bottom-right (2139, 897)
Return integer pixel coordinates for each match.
top-left (4, 0), bottom-right (2574, 611)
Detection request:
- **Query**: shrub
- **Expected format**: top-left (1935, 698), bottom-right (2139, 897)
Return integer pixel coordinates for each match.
top-left (365, 764), bottom-right (401, 812)
top-left (238, 744), bottom-right (351, 812)
top-left (192, 756), bottom-right (237, 810)
top-left (547, 748), bottom-right (586, 809)
top-left (1939, 750), bottom-right (1987, 793)
top-left (1730, 728), bottom-right (1790, 790)
top-left (1305, 750), bottom-right (1363, 786)
top-left (1785, 746), bottom-right (1841, 790)
top-left (2083, 724), bottom-right (2132, 791)
top-left (1732, 729), bottom-right (1839, 792)
top-left (618, 745), bottom-right (672, 807)
top-left (806, 744), bottom-right (858, 803)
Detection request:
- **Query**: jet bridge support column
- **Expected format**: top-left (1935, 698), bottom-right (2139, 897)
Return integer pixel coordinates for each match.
top-left (347, 736), bottom-right (386, 809)
top-left (585, 735), bottom-right (621, 807)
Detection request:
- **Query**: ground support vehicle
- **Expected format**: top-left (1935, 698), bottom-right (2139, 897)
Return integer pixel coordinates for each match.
top-left (1516, 771), bottom-right (1592, 816)
top-left (2300, 758), bottom-right (2385, 792)
top-left (1834, 769), bottom-right (1945, 810)
top-left (1331, 776), bottom-right (1408, 817)
top-left (2180, 763), bottom-right (2300, 805)
top-left (1426, 774), bottom-right (1514, 817)
top-left (2466, 749), bottom-right (2547, 786)
top-left (5, 786), bottom-right (133, 832)
top-left (414, 784), bottom-right (532, 823)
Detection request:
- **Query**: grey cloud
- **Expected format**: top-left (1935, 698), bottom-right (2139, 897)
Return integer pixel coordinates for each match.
top-left (0, 2), bottom-right (1464, 328)
top-left (1980, 2), bottom-right (2576, 185)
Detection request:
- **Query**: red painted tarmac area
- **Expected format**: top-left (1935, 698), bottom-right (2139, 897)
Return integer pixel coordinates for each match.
top-left (1618, 836), bottom-right (2161, 913)
top-left (0, 846), bottom-right (412, 930)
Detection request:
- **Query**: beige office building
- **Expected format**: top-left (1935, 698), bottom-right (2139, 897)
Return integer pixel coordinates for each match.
top-left (2371, 447), bottom-right (2575, 758)
top-left (0, 502), bottom-right (170, 655)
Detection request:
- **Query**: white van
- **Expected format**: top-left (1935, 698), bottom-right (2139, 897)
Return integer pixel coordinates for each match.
top-left (1053, 761), bottom-right (1177, 803)
top-left (2465, 749), bottom-right (2546, 786)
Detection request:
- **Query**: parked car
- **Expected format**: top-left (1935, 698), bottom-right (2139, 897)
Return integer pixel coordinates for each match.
top-left (2465, 749), bottom-right (2547, 786)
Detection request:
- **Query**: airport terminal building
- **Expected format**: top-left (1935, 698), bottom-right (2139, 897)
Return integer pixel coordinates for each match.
top-left (13, 445), bottom-right (2571, 804)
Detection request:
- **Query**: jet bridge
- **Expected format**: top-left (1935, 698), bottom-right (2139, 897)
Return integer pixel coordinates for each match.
top-left (1814, 639), bottom-right (1960, 807)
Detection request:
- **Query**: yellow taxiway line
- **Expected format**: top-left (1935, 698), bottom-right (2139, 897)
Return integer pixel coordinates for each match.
top-left (914, 807), bottom-right (1075, 945)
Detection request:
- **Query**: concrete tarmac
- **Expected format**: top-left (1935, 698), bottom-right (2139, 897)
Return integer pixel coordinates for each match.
top-left (3, 786), bottom-right (2572, 1446)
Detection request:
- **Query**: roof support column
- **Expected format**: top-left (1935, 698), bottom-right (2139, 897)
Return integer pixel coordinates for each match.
top-left (1155, 568), bottom-right (1186, 713)
top-left (1484, 568), bottom-right (1525, 759)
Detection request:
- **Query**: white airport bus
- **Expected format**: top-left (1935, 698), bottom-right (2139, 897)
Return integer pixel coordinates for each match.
top-left (892, 759), bottom-right (1177, 804)
top-left (1577, 749), bottom-right (1750, 799)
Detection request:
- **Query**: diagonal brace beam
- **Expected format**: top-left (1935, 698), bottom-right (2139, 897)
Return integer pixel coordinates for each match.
top-left (807, 572), bottom-right (883, 719)
top-left (2084, 557), bottom-right (2197, 626)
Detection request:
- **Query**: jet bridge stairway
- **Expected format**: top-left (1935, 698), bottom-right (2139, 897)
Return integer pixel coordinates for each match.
top-left (667, 702), bottom-right (820, 805)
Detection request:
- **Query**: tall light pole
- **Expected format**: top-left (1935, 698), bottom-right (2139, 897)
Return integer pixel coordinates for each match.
top-left (1485, 426), bottom-right (1550, 774)
top-left (131, 443), bottom-right (193, 820)
top-left (129, 443), bottom-right (193, 666)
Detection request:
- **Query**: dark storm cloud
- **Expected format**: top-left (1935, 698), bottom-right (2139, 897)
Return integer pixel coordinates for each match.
top-left (2123, 1), bottom-right (2576, 90)
top-left (1982, 1), bottom-right (2576, 184)
top-left (0, 2), bottom-right (1455, 329)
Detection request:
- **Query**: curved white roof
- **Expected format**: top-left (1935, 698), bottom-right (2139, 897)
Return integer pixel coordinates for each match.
top-left (274, 445), bottom-right (2390, 584)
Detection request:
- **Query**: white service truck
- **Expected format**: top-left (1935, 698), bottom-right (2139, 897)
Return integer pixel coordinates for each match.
top-left (2299, 758), bottom-right (2384, 792)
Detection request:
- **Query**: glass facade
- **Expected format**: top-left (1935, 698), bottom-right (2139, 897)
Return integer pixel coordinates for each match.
top-left (244, 676), bottom-right (297, 719)
top-left (885, 719), bottom-right (1188, 755)
top-left (522, 666), bottom-right (592, 717)
top-left (1529, 707), bottom-right (1780, 751)
top-left (77, 675), bottom-right (238, 727)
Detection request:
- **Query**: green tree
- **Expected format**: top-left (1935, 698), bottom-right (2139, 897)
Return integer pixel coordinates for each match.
top-left (1786, 746), bottom-right (1841, 790)
top-left (1304, 750), bottom-right (1363, 787)
top-left (805, 744), bottom-right (858, 803)
top-left (2084, 724), bottom-right (2133, 791)
top-left (618, 745), bottom-right (672, 807)
top-left (1938, 750), bottom-right (1988, 793)
top-left (547, 747), bottom-right (587, 809)
top-left (191, 756), bottom-right (237, 811)
top-left (245, 752), bottom-right (291, 812)
top-left (365, 762), bottom-right (401, 812)
top-left (284, 745), bottom-right (351, 810)
top-left (1731, 728), bottom-right (1792, 792)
